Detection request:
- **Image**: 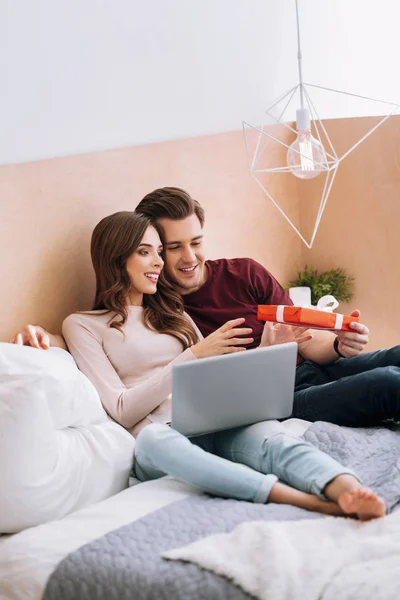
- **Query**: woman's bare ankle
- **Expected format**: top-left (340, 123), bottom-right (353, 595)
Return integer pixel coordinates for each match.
top-left (308, 496), bottom-right (344, 516)
top-left (323, 473), bottom-right (361, 502)
top-left (267, 481), bottom-right (336, 513)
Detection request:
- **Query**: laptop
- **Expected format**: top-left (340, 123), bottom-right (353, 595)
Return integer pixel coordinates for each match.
top-left (171, 341), bottom-right (297, 437)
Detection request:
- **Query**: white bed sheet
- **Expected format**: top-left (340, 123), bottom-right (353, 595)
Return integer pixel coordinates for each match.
top-left (0, 418), bottom-right (311, 600)
top-left (0, 477), bottom-right (198, 600)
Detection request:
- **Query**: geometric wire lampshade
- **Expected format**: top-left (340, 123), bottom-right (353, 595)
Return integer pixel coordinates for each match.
top-left (243, 1), bottom-right (399, 248)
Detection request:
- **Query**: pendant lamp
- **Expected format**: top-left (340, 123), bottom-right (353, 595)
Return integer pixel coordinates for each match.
top-left (243, 0), bottom-right (398, 248)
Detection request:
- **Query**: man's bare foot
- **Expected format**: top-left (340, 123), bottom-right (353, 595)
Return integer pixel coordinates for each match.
top-left (338, 487), bottom-right (386, 521)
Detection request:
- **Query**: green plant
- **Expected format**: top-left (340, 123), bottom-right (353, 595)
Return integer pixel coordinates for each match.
top-left (287, 266), bottom-right (354, 305)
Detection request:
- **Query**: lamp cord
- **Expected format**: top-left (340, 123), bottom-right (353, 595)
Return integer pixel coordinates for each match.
top-left (295, 0), bottom-right (304, 109)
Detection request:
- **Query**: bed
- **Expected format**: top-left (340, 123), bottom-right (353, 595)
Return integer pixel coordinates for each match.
top-left (1, 418), bottom-right (399, 600)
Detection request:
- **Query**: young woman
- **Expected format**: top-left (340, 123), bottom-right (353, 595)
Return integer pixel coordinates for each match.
top-left (14, 212), bottom-right (386, 520)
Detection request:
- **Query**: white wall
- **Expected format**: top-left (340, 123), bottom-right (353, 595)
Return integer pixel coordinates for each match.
top-left (1, 0), bottom-right (399, 165)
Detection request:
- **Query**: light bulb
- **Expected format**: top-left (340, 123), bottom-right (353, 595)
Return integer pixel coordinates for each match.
top-left (286, 108), bottom-right (327, 180)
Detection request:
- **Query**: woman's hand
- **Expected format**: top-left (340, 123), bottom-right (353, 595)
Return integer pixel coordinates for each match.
top-left (259, 322), bottom-right (312, 348)
top-left (191, 318), bottom-right (253, 359)
top-left (9, 325), bottom-right (67, 350)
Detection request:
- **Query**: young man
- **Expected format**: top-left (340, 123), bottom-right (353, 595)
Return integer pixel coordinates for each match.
top-left (134, 186), bottom-right (400, 428)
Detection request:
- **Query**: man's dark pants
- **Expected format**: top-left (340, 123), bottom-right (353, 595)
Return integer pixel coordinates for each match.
top-left (292, 345), bottom-right (400, 426)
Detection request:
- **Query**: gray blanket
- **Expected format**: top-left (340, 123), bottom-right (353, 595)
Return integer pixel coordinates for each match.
top-left (43, 422), bottom-right (400, 600)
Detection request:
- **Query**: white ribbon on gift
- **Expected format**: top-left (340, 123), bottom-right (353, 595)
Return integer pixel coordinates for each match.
top-left (316, 295), bottom-right (339, 312)
top-left (276, 295), bottom-right (343, 329)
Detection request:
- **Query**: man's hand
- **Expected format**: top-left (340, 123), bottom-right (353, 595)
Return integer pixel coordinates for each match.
top-left (10, 325), bottom-right (67, 351)
top-left (259, 322), bottom-right (312, 348)
top-left (335, 310), bottom-right (369, 358)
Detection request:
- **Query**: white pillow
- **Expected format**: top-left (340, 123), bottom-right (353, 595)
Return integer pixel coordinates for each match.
top-left (0, 343), bottom-right (135, 533)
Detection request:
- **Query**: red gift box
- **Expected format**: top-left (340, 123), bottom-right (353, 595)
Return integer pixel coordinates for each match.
top-left (257, 305), bottom-right (359, 331)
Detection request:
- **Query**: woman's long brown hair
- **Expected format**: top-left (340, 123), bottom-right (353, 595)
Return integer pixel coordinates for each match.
top-left (91, 211), bottom-right (199, 350)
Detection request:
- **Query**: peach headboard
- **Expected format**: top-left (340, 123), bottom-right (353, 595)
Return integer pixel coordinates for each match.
top-left (0, 130), bottom-right (300, 342)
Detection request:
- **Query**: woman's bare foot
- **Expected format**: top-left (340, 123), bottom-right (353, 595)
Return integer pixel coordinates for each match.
top-left (338, 487), bottom-right (386, 521)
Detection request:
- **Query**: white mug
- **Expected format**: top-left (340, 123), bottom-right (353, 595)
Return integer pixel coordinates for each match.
top-left (288, 286), bottom-right (312, 307)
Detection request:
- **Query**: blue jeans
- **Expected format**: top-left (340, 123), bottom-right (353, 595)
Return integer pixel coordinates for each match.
top-left (134, 421), bottom-right (355, 503)
top-left (293, 345), bottom-right (400, 426)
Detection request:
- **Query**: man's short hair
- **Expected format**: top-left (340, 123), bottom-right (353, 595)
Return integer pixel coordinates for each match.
top-left (135, 187), bottom-right (205, 226)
